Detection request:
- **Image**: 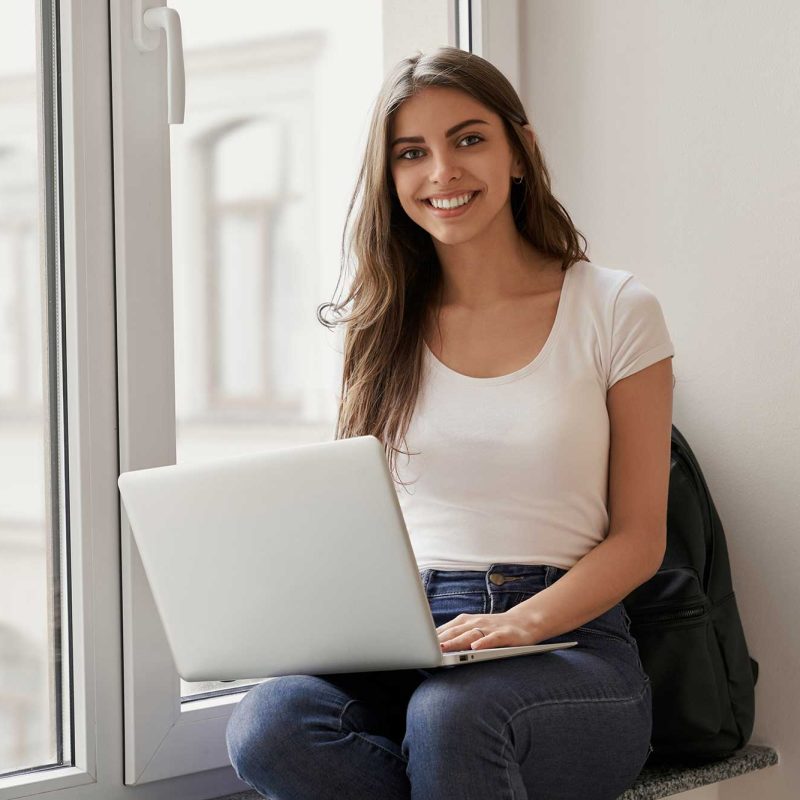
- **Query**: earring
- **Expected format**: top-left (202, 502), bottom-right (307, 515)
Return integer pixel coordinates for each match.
top-left (512, 175), bottom-right (524, 184)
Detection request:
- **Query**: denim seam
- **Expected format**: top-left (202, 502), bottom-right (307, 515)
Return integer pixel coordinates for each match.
top-left (349, 729), bottom-right (409, 766)
top-left (503, 738), bottom-right (520, 800)
top-left (574, 627), bottom-right (650, 681)
top-left (500, 679), bottom-right (651, 732)
top-left (574, 626), bottom-right (630, 645)
top-left (338, 698), bottom-right (409, 767)
top-left (497, 682), bottom-right (650, 800)
top-left (576, 625), bottom-right (645, 675)
top-left (427, 591), bottom-right (486, 598)
top-left (337, 698), bottom-right (357, 733)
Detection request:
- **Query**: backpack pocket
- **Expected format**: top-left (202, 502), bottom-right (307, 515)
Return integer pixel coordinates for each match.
top-left (631, 609), bottom-right (728, 746)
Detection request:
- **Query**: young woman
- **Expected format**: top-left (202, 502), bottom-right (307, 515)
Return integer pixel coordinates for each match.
top-left (226, 46), bottom-right (674, 799)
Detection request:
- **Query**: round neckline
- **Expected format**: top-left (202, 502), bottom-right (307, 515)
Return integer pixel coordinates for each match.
top-left (423, 262), bottom-right (575, 386)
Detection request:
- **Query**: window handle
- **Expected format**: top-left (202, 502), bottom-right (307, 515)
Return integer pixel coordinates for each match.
top-left (133, 0), bottom-right (186, 124)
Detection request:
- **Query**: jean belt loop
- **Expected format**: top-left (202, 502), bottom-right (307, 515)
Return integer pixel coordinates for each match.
top-left (544, 565), bottom-right (555, 586)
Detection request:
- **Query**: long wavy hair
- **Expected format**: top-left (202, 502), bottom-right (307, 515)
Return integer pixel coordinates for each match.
top-left (317, 46), bottom-right (591, 488)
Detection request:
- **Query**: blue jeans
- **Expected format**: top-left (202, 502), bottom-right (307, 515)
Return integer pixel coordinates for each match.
top-left (226, 564), bottom-right (653, 799)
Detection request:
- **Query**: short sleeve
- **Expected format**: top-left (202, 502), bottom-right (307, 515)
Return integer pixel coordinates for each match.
top-left (607, 275), bottom-right (674, 390)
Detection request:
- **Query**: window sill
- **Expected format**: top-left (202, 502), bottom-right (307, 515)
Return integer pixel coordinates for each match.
top-left (209, 744), bottom-right (779, 800)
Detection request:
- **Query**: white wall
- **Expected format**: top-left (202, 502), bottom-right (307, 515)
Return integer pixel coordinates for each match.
top-left (519, 1), bottom-right (799, 797)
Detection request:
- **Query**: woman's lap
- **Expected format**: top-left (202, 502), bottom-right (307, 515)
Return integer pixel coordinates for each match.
top-left (226, 564), bottom-right (653, 799)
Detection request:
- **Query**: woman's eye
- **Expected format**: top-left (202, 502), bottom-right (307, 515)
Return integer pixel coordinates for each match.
top-left (398, 148), bottom-right (424, 161)
top-left (397, 134), bottom-right (483, 161)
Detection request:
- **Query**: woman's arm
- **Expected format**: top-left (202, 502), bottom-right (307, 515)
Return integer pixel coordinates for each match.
top-left (505, 523), bottom-right (663, 642)
top-left (505, 356), bottom-right (674, 642)
top-left (437, 355), bottom-right (674, 652)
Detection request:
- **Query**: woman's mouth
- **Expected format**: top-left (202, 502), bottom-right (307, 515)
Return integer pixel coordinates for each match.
top-left (423, 191), bottom-right (480, 218)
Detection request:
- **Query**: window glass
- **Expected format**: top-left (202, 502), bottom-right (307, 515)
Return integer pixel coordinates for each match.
top-left (0, 0), bottom-right (70, 776)
top-left (168, 0), bottom-right (383, 699)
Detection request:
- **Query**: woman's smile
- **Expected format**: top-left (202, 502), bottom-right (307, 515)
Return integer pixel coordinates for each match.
top-left (423, 190), bottom-right (481, 218)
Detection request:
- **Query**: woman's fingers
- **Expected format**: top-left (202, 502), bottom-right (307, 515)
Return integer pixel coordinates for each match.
top-left (438, 619), bottom-right (505, 649)
top-left (440, 627), bottom-right (485, 650)
top-left (438, 618), bottom-right (536, 650)
top-left (435, 613), bottom-right (474, 635)
top-left (435, 607), bottom-right (546, 652)
top-left (436, 616), bottom-right (487, 642)
top-left (436, 612), bottom-right (541, 651)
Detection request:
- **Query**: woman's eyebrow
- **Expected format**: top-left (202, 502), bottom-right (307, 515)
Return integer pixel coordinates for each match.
top-left (390, 118), bottom-right (489, 148)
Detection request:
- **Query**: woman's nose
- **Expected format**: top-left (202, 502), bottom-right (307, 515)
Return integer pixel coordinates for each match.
top-left (428, 153), bottom-right (462, 184)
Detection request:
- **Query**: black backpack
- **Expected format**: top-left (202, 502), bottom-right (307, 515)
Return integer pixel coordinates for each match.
top-left (621, 424), bottom-right (758, 763)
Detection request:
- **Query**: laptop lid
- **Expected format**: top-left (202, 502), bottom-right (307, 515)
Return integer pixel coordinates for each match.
top-left (118, 435), bottom-right (446, 680)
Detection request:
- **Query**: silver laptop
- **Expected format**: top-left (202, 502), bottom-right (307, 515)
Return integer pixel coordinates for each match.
top-left (117, 435), bottom-right (577, 681)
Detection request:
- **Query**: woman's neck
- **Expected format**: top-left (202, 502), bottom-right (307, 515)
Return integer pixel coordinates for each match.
top-left (432, 237), bottom-right (561, 311)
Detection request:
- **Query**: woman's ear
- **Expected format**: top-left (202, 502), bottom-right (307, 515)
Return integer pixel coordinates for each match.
top-left (513, 124), bottom-right (536, 175)
top-left (522, 123), bottom-right (535, 150)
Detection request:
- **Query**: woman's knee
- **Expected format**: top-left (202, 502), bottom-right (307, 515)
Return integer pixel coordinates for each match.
top-left (225, 675), bottom-right (330, 779)
top-left (404, 675), bottom-right (486, 748)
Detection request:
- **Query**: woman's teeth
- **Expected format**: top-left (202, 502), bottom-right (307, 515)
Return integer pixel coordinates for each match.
top-left (428, 192), bottom-right (476, 209)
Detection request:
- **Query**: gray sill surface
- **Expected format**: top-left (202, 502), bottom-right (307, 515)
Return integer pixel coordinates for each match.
top-left (214, 743), bottom-right (778, 800)
top-left (619, 744), bottom-right (778, 799)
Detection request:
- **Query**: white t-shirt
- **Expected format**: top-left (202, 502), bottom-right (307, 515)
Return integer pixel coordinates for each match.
top-left (394, 259), bottom-right (675, 572)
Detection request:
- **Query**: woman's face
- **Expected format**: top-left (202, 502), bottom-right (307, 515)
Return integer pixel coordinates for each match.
top-left (388, 86), bottom-right (530, 246)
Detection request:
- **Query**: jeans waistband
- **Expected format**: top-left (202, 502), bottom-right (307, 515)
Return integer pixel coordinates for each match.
top-left (419, 563), bottom-right (569, 594)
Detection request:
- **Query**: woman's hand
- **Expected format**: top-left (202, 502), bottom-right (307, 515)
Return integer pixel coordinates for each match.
top-left (436, 606), bottom-right (544, 651)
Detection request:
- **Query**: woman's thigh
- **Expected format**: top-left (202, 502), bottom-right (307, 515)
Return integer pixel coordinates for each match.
top-left (405, 643), bottom-right (651, 799)
top-left (408, 565), bottom-right (653, 797)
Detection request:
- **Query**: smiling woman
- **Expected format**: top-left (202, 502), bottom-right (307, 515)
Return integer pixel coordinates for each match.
top-left (316, 47), bottom-right (591, 487)
top-left (225, 45), bottom-right (675, 800)
top-left (389, 90), bottom-right (528, 244)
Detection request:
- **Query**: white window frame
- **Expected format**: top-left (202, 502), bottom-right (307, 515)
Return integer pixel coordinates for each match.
top-left (2, 0), bottom-right (514, 795)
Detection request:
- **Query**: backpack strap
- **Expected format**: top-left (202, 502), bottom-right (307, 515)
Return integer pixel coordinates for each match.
top-left (670, 425), bottom-right (715, 592)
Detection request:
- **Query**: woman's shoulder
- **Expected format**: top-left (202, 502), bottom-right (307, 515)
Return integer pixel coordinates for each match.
top-left (568, 259), bottom-right (634, 297)
top-left (566, 260), bottom-right (666, 330)
top-left (569, 261), bottom-right (670, 352)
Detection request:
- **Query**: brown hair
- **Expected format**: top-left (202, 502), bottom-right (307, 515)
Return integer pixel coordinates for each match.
top-left (317, 46), bottom-right (590, 488)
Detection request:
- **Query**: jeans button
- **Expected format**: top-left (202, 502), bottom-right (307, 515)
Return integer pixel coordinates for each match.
top-left (489, 572), bottom-right (505, 586)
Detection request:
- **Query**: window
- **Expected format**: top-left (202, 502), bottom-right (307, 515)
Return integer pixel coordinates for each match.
top-left (0, 0), bottom-right (71, 779)
top-left (2, 0), bottom-right (467, 796)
